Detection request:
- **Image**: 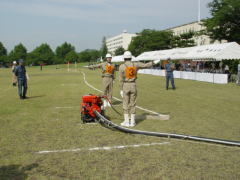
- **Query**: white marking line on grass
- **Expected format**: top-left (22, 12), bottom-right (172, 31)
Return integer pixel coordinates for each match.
top-left (81, 71), bottom-right (164, 116)
top-left (61, 83), bottom-right (79, 86)
top-left (78, 123), bottom-right (98, 125)
top-left (55, 106), bottom-right (74, 109)
top-left (37, 142), bottom-right (170, 154)
top-left (55, 106), bottom-right (79, 109)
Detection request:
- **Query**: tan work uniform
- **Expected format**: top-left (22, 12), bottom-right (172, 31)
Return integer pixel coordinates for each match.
top-left (119, 61), bottom-right (154, 114)
top-left (89, 62), bottom-right (115, 101)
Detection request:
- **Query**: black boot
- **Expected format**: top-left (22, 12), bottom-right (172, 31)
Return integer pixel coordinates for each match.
top-left (23, 95), bottom-right (27, 99)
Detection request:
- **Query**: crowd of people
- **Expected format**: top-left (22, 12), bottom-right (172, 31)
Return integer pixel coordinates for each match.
top-left (157, 60), bottom-right (232, 81)
top-left (158, 61), bottom-right (230, 74)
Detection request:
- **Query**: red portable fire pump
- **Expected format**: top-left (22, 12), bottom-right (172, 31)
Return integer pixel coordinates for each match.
top-left (80, 94), bottom-right (104, 123)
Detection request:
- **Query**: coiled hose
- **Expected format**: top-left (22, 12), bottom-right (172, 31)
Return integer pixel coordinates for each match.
top-left (94, 111), bottom-right (240, 147)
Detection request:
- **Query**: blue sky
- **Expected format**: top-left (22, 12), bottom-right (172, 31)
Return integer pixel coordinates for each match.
top-left (0, 0), bottom-right (213, 52)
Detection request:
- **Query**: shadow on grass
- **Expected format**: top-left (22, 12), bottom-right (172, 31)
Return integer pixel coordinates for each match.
top-left (135, 113), bottom-right (148, 125)
top-left (98, 114), bottom-right (121, 132)
top-left (135, 112), bottom-right (170, 125)
top-left (111, 100), bottom-right (122, 106)
top-left (28, 95), bottom-right (45, 99)
top-left (0, 163), bottom-right (38, 180)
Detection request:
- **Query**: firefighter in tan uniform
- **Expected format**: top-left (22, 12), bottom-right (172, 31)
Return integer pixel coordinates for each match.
top-left (89, 53), bottom-right (115, 108)
top-left (119, 51), bottom-right (160, 127)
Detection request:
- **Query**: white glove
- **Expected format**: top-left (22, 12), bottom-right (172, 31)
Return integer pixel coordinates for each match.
top-left (120, 90), bottom-right (123, 98)
top-left (153, 59), bottom-right (160, 64)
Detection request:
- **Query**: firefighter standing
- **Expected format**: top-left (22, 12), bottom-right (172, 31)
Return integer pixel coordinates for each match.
top-left (15, 59), bottom-right (28, 99)
top-left (119, 51), bottom-right (160, 127)
top-left (12, 61), bottom-right (17, 86)
top-left (165, 58), bottom-right (175, 90)
top-left (88, 53), bottom-right (115, 108)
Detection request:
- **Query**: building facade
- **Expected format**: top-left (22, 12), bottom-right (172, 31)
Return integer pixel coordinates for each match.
top-left (106, 31), bottom-right (137, 54)
top-left (166, 21), bottom-right (226, 45)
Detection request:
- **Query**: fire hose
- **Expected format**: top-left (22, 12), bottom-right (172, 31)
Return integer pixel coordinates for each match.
top-left (102, 95), bottom-right (121, 116)
top-left (94, 110), bottom-right (240, 147)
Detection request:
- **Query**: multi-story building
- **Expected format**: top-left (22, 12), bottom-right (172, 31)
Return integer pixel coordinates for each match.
top-left (166, 21), bottom-right (226, 45)
top-left (106, 30), bottom-right (137, 54)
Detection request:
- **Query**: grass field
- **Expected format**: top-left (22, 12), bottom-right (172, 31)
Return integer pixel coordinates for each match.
top-left (0, 64), bottom-right (240, 180)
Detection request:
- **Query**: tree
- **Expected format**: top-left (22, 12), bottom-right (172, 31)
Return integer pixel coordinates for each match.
top-left (222, 59), bottom-right (240, 74)
top-left (204, 0), bottom-right (240, 43)
top-left (79, 49), bottom-right (100, 62)
top-left (114, 47), bottom-right (125, 56)
top-left (56, 42), bottom-right (75, 63)
top-left (89, 49), bottom-right (100, 61)
top-left (100, 37), bottom-right (108, 58)
top-left (0, 42), bottom-right (7, 56)
top-left (28, 43), bottom-right (55, 65)
top-left (8, 43), bottom-right (27, 62)
top-left (171, 31), bottom-right (196, 48)
top-left (128, 29), bottom-right (173, 56)
top-left (65, 51), bottom-right (79, 63)
top-left (0, 42), bottom-right (8, 64)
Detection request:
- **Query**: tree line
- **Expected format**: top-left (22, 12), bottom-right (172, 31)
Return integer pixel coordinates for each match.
top-left (0, 42), bottom-right (105, 66)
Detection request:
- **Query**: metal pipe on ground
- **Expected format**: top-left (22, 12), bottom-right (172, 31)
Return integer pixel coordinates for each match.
top-left (94, 111), bottom-right (240, 147)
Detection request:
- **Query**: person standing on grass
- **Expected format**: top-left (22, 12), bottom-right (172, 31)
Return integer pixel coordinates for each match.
top-left (165, 58), bottom-right (176, 90)
top-left (12, 61), bottom-right (17, 86)
top-left (119, 51), bottom-right (160, 127)
top-left (88, 53), bottom-right (116, 108)
top-left (15, 59), bottom-right (28, 99)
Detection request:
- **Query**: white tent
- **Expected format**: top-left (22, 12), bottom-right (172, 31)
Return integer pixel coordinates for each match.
top-left (111, 55), bottom-right (137, 62)
top-left (136, 42), bottom-right (240, 61)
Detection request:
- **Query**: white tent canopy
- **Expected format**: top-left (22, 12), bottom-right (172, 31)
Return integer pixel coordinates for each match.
top-left (136, 42), bottom-right (240, 61)
top-left (111, 55), bottom-right (137, 62)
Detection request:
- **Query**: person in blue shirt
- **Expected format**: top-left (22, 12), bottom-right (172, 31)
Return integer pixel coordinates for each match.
top-left (165, 58), bottom-right (176, 90)
top-left (15, 59), bottom-right (28, 99)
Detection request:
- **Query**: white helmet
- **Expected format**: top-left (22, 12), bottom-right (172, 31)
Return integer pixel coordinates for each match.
top-left (123, 51), bottom-right (132, 59)
top-left (13, 61), bottom-right (17, 64)
top-left (106, 53), bottom-right (112, 58)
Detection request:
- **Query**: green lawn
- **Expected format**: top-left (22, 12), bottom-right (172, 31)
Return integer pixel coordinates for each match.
top-left (0, 65), bottom-right (240, 180)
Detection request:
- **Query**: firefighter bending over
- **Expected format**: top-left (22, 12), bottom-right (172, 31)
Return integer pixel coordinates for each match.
top-left (119, 51), bottom-right (160, 127)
